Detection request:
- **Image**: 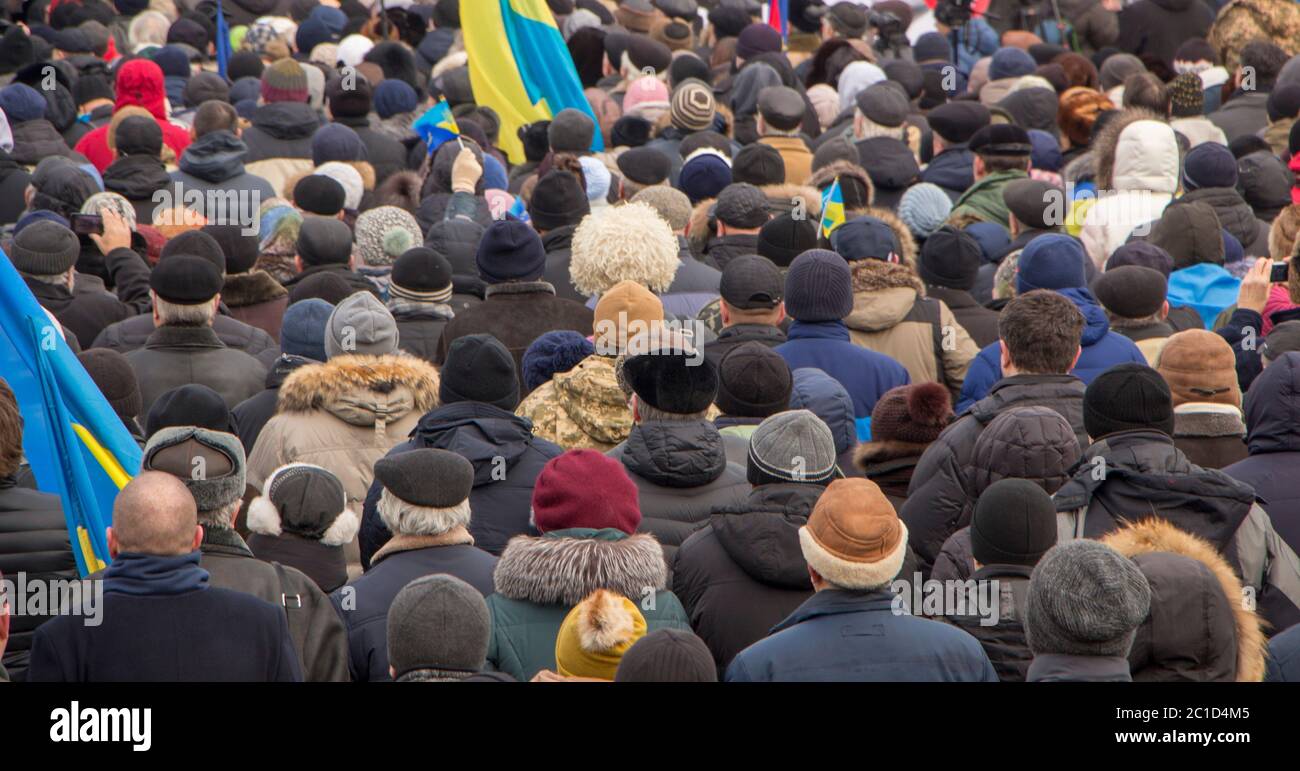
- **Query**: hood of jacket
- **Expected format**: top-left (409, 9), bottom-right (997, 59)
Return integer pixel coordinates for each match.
top-left (223, 269), bottom-right (287, 308)
top-left (789, 367), bottom-right (857, 455)
top-left (43, 82), bottom-right (79, 133)
top-left (250, 101), bottom-right (320, 141)
top-left (552, 355), bottom-right (632, 445)
top-left (1244, 351), bottom-right (1300, 453)
top-left (114, 58), bottom-right (167, 121)
top-left (1094, 107), bottom-right (1179, 194)
top-left (178, 130), bottom-right (250, 183)
top-left (970, 404), bottom-right (1082, 498)
top-left (1057, 286), bottom-right (1111, 347)
top-left (1179, 186), bottom-right (1262, 248)
top-left (492, 529), bottom-right (667, 606)
top-left (410, 401), bottom-right (544, 486)
top-left (622, 420), bottom-right (729, 488)
top-left (844, 258), bottom-right (926, 332)
top-left (103, 154), bottom-right (171, 200)
top-left (1102, 518), bottom-right (1266, 682)
top-left (277, 353), bottom-right (439, 428)
top-left (9, 120), bottom-right (74, 163)
top-left (710, 484), bottom-right (821, 589)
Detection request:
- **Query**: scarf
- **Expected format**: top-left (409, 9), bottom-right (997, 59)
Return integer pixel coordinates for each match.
top-left (102, 550), bottom-right (209, 596)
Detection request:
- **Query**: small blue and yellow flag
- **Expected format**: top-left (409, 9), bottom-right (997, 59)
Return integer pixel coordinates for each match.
top-left (413, 97), bottom-right (461, 155)
top-left (820, 177), bottom-right (845, 240)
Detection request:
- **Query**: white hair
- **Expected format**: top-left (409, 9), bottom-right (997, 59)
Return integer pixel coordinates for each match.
top-left (377, 488), bottom-right (471, 536)
top-left (199, 499), bottom-right (240, 530)
top-left (155, 296), bottom-right (216, 327)
top-left (129, 11), bottom-right (172, 51)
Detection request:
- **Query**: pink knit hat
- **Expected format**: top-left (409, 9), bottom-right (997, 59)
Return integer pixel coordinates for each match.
top-left (623, 76), bottom-right (670, 115)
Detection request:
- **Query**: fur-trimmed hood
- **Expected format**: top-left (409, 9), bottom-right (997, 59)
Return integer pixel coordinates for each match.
top-left (1102, 518), bottom-right (1267, 682)
top-left (492, 531), bottom-right (668, 607)
top-left (277, 353), bottom-right (439, 427)
top-left (844, 255), bottom-right (926, 331)
top-left (222, 269), bottom-right (288, 308)
top-left (1093, 107), bottom-right (1179, 193)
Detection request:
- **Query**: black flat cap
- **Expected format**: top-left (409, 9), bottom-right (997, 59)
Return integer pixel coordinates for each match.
top-left (854, 82), bottom-right (909, 128)
top-left (1002, 178), bottom-right (1062, 230)
top-left (720, 254), bottom-right (783, 309)
top-left (617, 146), bottom-right (672, 186)
top-left (375, 448), bottom-right (475, 508)
top-left (150, 254), bottom-right (223, 304)
top-left (968, 123), bottom-right (1032, 156)
top-left (732, 142), bottom-right (785, 186)
top-left (928, 101), bottom-right (991, 145)
top-left (758, 85), bottom-right (805, 132)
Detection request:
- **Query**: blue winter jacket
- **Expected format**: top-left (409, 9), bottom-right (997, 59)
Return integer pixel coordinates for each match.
top-left (725, 589), bottom-right (999, 682)
top-left (775, 321), bottom-right (911, 441)
top-left (919, 145), bottom-right (975, 199)
top-left (949, 18), bottom-right (999, 78)
top-left (956, 287), bottom-right (1145, 411)
top-left (1166, 262), bottom-right (1241, 329)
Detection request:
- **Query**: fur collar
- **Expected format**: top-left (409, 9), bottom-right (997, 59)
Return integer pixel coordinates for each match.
top-left (849, 257), bottom-right (925, 294)
top-left (370, 527), bottom-right (475, 566)
top-left (492, 532), bottom-right (667, 606)
top-left (1173, 405), bottom-right (1246, 438)
top-left (1101, 519), bottom-right (1267, 682)
top-left (277, 354), bottom-right (439, 414)
top-left (854, 438), bottom-right (932, 467)
top-left (1092, 107), bottom-right (1162, 191)
top-left (861, 206), bottom-right (917, 266)
top-left (222, 270), bottom-right (287, 307)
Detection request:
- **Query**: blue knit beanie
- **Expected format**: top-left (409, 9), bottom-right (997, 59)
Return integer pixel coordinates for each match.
top-left (280, 298), bottom-right (334, 362)
top-left (679, 152), bottom-right (732, 204)
top-left (1028, 129), bottom-right (1063, 172)
top-left (373, 79), bottom-right (418, 119)
top-left (990, 47), bottom-right (1037, 80)
top-left (784, 249), bottom-right (853, 322)
top-left (311, 123), bottom-right (369, 165)
top-left (1017, 234), bottom-right (1087, 293)
top-left (0, 83), bottom-right (47, 123)
top-left (476, 219), bottom-right (547, 283)
top-left (1182, 142), bottom-right (1238, 190)
top-left (522, 330), bottom-right (595, 392)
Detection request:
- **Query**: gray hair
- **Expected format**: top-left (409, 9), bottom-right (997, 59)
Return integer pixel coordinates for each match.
top-left (22, 271), bottom-right (72, 288)
top-left (377, 488), bottom-right (471, 536)
top-left (129, 11), bottom-right (171, 50)
top-left (199, 498), bottom-right (241, 530)
top-left (636, 399), bottom-right (710, 423)
top-left (155, 296), bottom-right (216, 327)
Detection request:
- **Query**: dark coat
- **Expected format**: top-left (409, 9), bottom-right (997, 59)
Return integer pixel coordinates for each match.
top-left (661, 240), bottom-right (723, 320)
top-left (938, 563), bottom-right (1034, 681)
top-left (1225, 352), bottom-right (1300, 558)
top-left (27, 583), bottom-right (301, 682)
top-left (1026, 653), bottom-right (1133, 682)
top-left (485, 529), bottom-right (690, 681)
top-left (788, 365), bottom-right (864, 478)
top-left (0, 153), bottom-right (32, 227)
top-left (900, 374), bottom-right (1087, 573)
top-left (125, 325), bottom-right (268, 416)
top-left (391, 303), bottom-right (453, 364)
top-left (8, 119), bottom-right (86, 167)
top-left (926, 285), bottom-right (1000, 348)
top-left (918, 145), bottom-right (974, 200)
top-left (334, 115), bottom-right (410, 182)
top-left (331, 531), bottom-right (497, 682)
top-left (1266, 622), bottom-right (1300, 681)
top-left (280, 263), bottom-right (382, 298)
top-left (608, 420), bottom-right (750, 581)
top-left (29, 246), bottom-right (152, 350)
top-left (91, 311), bottom-right (281, 367)
top-left (541, 225), bottom-right (584, 302)
top-left (0, 480), bottom-right (74, 681)
top-left (703, 233), bottom-right (761, 271)
top-left (1171, 408), bottom-right (1249, 470)
top-left (434, 281), bottom-right (594, 388)
top-left (102, 154), bottom-right (172, 225)
top-left (247, 531), bottom-right (349, 594)
top-left (1177, 187), bottom-right (1271, 257)
top-left (360, 401), bottom-right (565, 563)
top-left (222, 271), bottom-right (289, 343)
top-left (855, 440), bottom-right (927, 510)
top-left (702, 323), bottom-right (787, 369)
top-left (673, 484), bottom-right (821, 674)
top-left (241, 102), bottom-right (319, 163)
top-left (1116, 0), bottom-right (1214, 69)
top-left (198, 527), bottom-right (350, 681)
top-left (1209, 90), bottom-right (1271, 145)
top-left (725, 589), bottom-right (999, 681)
top-left (168, 130), bottom-right (277, 219)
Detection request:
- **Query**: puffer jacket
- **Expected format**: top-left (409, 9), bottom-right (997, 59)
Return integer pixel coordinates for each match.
top-left (900, 374), bottom-right (1087, 574)
top-left (1225, 352), bottom-right (1300, 557)
top-left (1080, 110), bottom-right (1179, 267)
top-left (1177, 187), bottom-right (1271, 257)
top-left (516, 354), bottom-right (631, 452)
top-left (74, 59), bottom-right (192, 172)
top-left (484, 528), bottom-right (691, 681)
top-left (1102, 518), bottom-right (1267, 681)
top-left (845, 259), bottom-right (978, 395)
top-left (1056, 429), bottom-right (1300, 634)
top-left (359, 401), bottom-right (565, 563)
top-left (673, 484), bottom-right (822, 674)
top-left (247, 354), bottom-right (440, 509)
top-left (957, 287), bottom-right (1146, 410)
top-left (609, 420), bottom-right (750, 581)
top-left (937, 563), bottom-right (1035, 681)
top-left (198, 527), bottom-right (350, 681)
top-left (0, 480), bottom-right (73, 681)
top-left (331, 530), bottom-right (497, 682)
top-left (788, 367), bottom-right (863, 478)
top-left (241, 102), bottom-right (320, 198)
top-left (9, 119), bottom-right (86, 168)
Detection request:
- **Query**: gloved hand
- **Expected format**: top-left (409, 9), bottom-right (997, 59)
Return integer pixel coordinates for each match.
top-left (451, 146), bottom-right (483, 195)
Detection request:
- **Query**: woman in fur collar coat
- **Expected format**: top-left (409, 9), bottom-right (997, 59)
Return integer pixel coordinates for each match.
top-left (484, 450), bottom-right (690, 682)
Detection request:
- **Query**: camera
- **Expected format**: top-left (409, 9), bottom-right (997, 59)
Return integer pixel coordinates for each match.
top-left (935, 0), bottom-right (975, 28)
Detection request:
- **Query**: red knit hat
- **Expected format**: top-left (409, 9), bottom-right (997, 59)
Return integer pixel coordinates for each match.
top-left (532, 450), bottom-right (641, 535)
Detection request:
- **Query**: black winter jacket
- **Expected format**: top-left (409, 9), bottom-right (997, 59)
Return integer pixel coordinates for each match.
top-left (232, 354), bottom-right (315, 454)
top-left (0, 480), bottom-right (74, 681)
top-left (1116, 0), bottom-right (1214, 69)
top-left (28, 246), bottom-right (152, 350)
top-left (92, 311), bottom-right (280, 369)
top-left (1225, 352), bottom-right (1300, 558)
top-left (938, 563), bottom-right (1034, 681)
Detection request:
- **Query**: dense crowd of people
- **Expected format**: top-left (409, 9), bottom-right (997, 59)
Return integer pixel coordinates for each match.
top-left (3, 0), bottom-right (1300, 683)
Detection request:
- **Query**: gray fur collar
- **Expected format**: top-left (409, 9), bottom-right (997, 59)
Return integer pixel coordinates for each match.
top-left (492, 532), bottom-right (667, 606)
top-left (485, 281), bottom-right (556, 298)
top-left (1174, 408), bottom-right (1246, 439)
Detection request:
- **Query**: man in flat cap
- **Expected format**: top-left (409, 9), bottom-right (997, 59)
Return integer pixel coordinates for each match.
top-left (950, 123), bottom-right (1032, 228)
top-left (757, 86), bottom-right (814, 185)
top-left (920, 101), bottom-right (992, 201)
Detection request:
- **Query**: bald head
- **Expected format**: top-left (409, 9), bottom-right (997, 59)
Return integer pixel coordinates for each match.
top-left (111, 471), bottom-right (200, 555)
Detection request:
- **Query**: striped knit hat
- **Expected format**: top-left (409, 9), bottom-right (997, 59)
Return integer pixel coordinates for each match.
top-left (261, 58), bottom-right (308, 104)
top-left (671, 79), bottom-right (714, 132)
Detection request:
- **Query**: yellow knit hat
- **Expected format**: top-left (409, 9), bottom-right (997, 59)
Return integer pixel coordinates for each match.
top-left (554, 589), bottom-right (648, 680)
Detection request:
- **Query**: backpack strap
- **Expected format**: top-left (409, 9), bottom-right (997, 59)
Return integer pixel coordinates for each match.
top-left (273, 562), bottom-right (303, 610)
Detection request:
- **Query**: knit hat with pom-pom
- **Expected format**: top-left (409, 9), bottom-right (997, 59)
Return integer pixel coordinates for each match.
top-left (868, 383), bottom-right (954, 445)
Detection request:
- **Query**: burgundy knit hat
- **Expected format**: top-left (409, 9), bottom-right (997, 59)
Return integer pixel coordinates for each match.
top-left (531, 450), bottom-right (641, 535)
top-left (869, 383), bottom-right (954, 445)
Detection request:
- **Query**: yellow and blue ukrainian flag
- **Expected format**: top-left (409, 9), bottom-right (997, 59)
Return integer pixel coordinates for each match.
top-left (0, 248), bottom-right (140, 576)
top-left (820, 177), bottom-right (845, 240)
top-left (413, 97), bottom-right (461, 155)
top-left (462, 0), bottom-right (604, 163)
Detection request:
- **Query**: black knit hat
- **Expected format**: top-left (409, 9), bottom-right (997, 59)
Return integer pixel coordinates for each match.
top-left (375, 449), bottom-right (474, 508)
top-left (391, 247), bottom-right (453, 295)
top-left (614, 629), bottom-right (718, 682)
top-left (326, 72), bottom-right (373, 118)
top-left (294, 174), bottom-right (347, 217)
top-left (731, 143), bottom-right (785, 187)
top-left (970, 478), bottom-right (1058, 567)
top-left (476, 220), bottom-right (546, 283)
top-left (624, 349), bottom-right (719, 415)
top-left (150, 255), bottom-right (223, 304)
top-left (918, 226), bottom-right (981, 290)
top-left (1092, 266), bottom-right (1166, 320)
top-left (527, 170), bottom-right (590, 231)
top-left (115, 115), bottom-right (163, 157)
top-left (714, 342), bottom-right (792, 418)
top-left (1083, 363), bottom-right (1175, 440)
top-left (784, 249), bottom-right (852, 322)
top-left (203, 224), bottom-right (258, 274)
top-left (439, 333), bottom-right (520, 411)
top-left (78, 348), bottom-right (142, 421)
top-left (758, 213), bottom-right (817, 268)
top-left (10, 221), bottom-right (80, 276)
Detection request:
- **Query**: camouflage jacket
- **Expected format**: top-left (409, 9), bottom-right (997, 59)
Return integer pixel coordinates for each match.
top-left (516, 355), bottom-right (632, 452)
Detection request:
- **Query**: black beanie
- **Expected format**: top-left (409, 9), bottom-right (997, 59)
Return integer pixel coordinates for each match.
top-left (1083, 363), bottom-right (1175, 440)
top-left (203, 224), bottom-right (259, 274)
top-left (439, 333), bottom-right (520, 411)
top-left (970, 478), bottom-right (1058, 567)
top-left (714, 342), bottom-right (793, 418)
top-left (294, 174), bottom-right (347, 217)
top-left (917, 226), bottom-right (981, 290)
top-left (527, 170), bottom-right (590, 231)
